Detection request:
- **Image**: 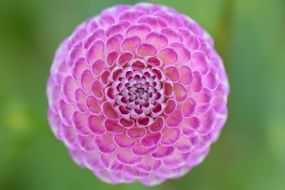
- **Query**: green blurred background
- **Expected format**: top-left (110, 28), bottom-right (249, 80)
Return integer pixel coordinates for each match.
top-left (0, 0), bottom-right (284, 189)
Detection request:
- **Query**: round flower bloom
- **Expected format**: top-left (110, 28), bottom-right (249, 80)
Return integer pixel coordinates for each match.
top-left (47, 3), bottom-right (229, 186)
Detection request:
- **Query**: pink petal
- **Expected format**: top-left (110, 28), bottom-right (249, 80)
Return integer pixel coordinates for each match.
top-left (91, 80), bottom-right (103, 98)
top-left (166, 110), bottom-right (183, 127)
top-left (182, 117), bottom-right (200, 135)
top-left (118, 52), bottom-right (133, 65)
top-left (106, 24), bottom-right (124, 37)
top-left (164, 99), bottom-right (176, 114)
top-left (96, 134), bottom-right (116, 154)
top-left (102, 102), bottom-right (118, 119)
top-left (182, 97), bottom-right (196, 117)
top-left (204, 69), bottom-right (218, 89)
top-left (105, 119), bottom-right (124, 134)
top-left (138, 15), bottom-right (167, 29)
top-left (120, 118), bottom-right (134, 128)
top-left (161, 128), bottom-right (180, 145)
top-left (191, 71), bottom-right (203, 92)
top-left (175, 135), bottom-right (197, 153)
top-left (173, 83), bottom-right (187, 102)
top-left (163, 82), bottom-right (173, 97)
top-left (158, 48), bottom-right (177, 65)
top-left (145, 32), bottom-right (168, 49)
top-left (152, 145), bottom-right (174, 158)
top-left (132, 60), bottom-right (146, 70)
top-left (179, 65), bottom-right (193, 85)
top-left (132, 144), bottom-right (154, 155)
top-left (106, 34), bottom-right (123, 51)
top-left (121, 36), bottom-right (141, 51)
top-left (137, 156), bottom-right (161, 172)
top-left (198, 110), bottom-right (215, 134)
top-left (141, 132), bottom-right (161, 147)
top-left (87, 41), bottom-right (104, 63)
top-left (81, 70), bottom-right (92, 90)
top-left (119, 10), bottom-right (145, 22)
top-left (100, 70), bottom-right (110, 85)
top-left (84, 29), bottom-right (105, 49)
top-left (191, 52), bottom-right (209, 74)
top-left (75, 89), bottom-right (87, 112)
top-left (149, 117), bottom-right (164, 132)
top-left (72, 58), bottom-right (86, 79)
top-left (171, 43), bottom-right (191, 64)
top-left (63, 76), bottom-right (78, 102)
top-left (78, 135), bottom-right (95, 152)
top-left (127, 127), bottom-right (146, 138)
top-left (73, 111), bottom-right (90, 135)
top-left (195, 88), bottom-right (212, 103)
top-left (117, 149), bottom-right (142, 165)
top-left (87, 115), bottom-right (105, 134)
top-left (161, 28), bottom-right (182, 43)
top-left (92, 59), bottom-right (105, 76)
top-left (107, 51), bottom-right (118, 66)
top-left (162, 150), bottom-right (185, 169)
top-left (126, 24), bottom-right (151, 38)
top-left (137, 43), bottom-right (156, 56)
top-left (147, 57), bottom-right (161, 67)
top-left (59, 100), bottom-right (74, 125)
top-left (61, 124), bottom-right (78, 149)
top-left (86, 96), bottom-right (101, 114)
top-left (114, 134), bottom-right (135, 147)
top-left (165, 66), bottom-right (179, 81)
top-left (137, 117), bottom-right (151, 127)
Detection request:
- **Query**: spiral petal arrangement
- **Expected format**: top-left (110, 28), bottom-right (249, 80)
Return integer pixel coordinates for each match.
top-left (47, 3), bottom-right (229, 186)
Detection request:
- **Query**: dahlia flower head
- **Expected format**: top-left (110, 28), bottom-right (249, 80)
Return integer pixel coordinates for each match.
top-left (47, 3), bottom-right (229, 186)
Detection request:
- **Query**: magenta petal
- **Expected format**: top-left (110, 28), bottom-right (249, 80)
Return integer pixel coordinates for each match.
top-left (137, 156), bottom-right (161, 172)
top-left (117, 149), bottom-right (142, 165)
top-left (166, 110), bottom-right (183, 127)
top-left (87, 41), bottom-right (104, 62)
top-left (114, 134), bottom-right (135, 147)
top-left (149, 117), bottom-right (164, 132)
top-left (161, 128), bottom-right (180, 145)
top-left (137, 43), bottom-right (157, 56)
top-left (127, 127), bottom-right (147, 138)
top-left (158, 48), bottom-right (177, 65)
top-left (132, 144), bottom-right (154, 156)
top-left (63, 76), bottom-right (78, 102)
top-left (122, 36), bottom-right (141, 50)
top-left (96, 134), bottom-right (116, 154)
top-left (81, 70), bottom-right (93, 90)
top-left (78, 135), bottom-right (95, 152)
top-left (126, 24), bottom-right (151, 38)
top-left (75, 89), bottom-right (87, 112)
top-left (87, 115), bottom-right (105, 135)
top-left (145, 32), bottom-right (168, 49)
top-left (92, 59), bottom-right (105, 76)
top-left (141, 132), bottom-right (161, 147)
top-left (182, 98), bottom-right (196, 117)
top-left (86, 96), bottom-right (101, 114)
top-left (105, 119), bottom-right (124, 134)
top-left (73, 111), bottom-right (90, 135)
top-left (165, 66), bottom-right (179, 81)
top-left (173, 83), bottom-right (187, 102)
top-left (179, 65), bottom-right (193, 85)
top-left (152, 146), bottom-right (174, 158)
top-left (102, 102), bottom-right (118, 119)
top-left (59, 100), bottom-right (74, 125)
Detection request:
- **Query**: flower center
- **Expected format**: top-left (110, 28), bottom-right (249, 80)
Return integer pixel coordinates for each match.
top-left (104, 58), bottom-right (168, 127)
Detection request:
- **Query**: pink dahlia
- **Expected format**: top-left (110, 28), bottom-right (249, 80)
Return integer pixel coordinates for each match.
top-left (47, 3), bottom-right (229, 186)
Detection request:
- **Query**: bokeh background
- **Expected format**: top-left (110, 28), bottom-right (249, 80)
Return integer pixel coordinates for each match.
top-left (0, 0), bottom-right (284, 189)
